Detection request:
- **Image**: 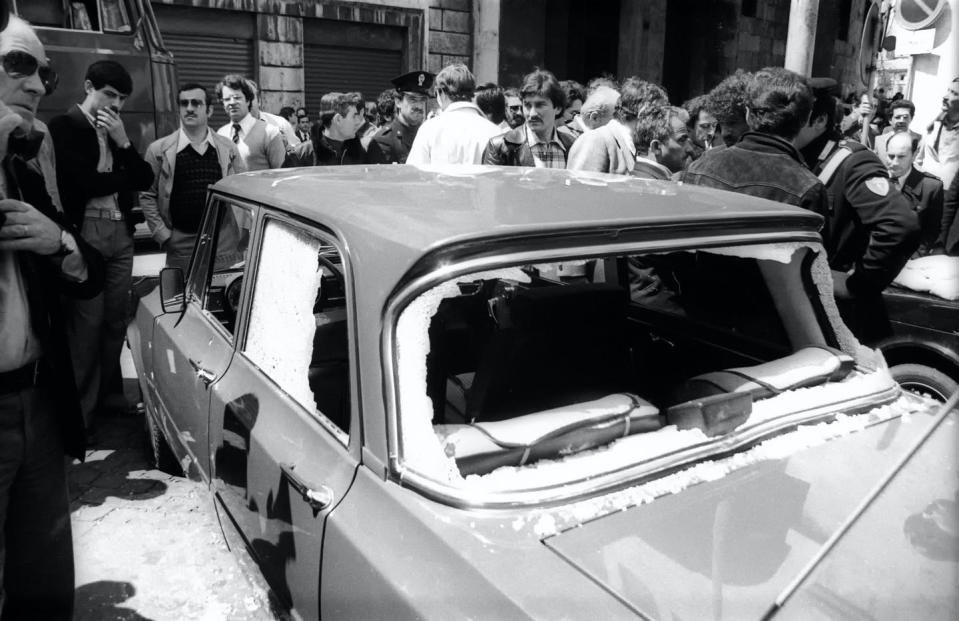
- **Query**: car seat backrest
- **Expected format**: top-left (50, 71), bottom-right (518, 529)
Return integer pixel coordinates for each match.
top-left (466, 282), bottom-right (632, 422)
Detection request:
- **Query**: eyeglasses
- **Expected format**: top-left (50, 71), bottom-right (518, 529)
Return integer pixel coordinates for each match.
top-left (1, 51), bottom-right (58, 96)
top-left (178, 98), bottom-right (205, 108)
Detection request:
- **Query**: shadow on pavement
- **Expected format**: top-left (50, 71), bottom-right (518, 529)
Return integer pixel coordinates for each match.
top-left (75, 581), bottom-right (154, 621)
top-left (69, 412), bottom-right (169, 509)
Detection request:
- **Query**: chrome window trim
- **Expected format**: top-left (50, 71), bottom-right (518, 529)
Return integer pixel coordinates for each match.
top-left (380, 229), bottom-right (898, 509)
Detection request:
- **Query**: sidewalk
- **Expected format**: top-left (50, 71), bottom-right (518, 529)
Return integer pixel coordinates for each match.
top-left (69, 349), bottom-right (285, 620)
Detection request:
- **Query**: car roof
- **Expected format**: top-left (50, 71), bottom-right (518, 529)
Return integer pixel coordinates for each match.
top-left (212, 165), bottom-right (822, 265)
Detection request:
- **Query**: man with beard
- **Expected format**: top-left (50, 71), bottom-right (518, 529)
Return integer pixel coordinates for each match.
top-left (374, 71), bottom-right (433, 164)
top-left (504, 87), bottom-right (524, 129)
top-left (140, 83), bottom-right (245, 271)
top-left (683, 94), bottom-right (720, 163)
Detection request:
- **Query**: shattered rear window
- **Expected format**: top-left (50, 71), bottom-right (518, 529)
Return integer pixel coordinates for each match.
top-left (394, 242), bottom-right (894, 493)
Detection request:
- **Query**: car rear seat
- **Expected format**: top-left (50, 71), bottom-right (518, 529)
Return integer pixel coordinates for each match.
top-left (437, 393), bottom-right (662, 476)
top-left (674, 345), bottom-right (856, 403)
top-left (465, 282), bottom-right (633, 423)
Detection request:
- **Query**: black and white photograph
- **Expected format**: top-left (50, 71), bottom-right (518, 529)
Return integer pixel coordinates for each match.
top-left (0, 0), bottom-right (957, 619)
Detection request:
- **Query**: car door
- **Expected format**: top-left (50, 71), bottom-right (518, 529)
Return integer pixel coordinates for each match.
top-left (209, 213), bottom-right (358, 619)
top-left (152, 198), bottom-right (256, 480)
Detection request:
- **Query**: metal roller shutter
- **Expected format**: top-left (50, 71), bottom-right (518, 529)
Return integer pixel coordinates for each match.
top-left (154, 5), bottom-right (255, 130)
top-left (303, 45), bottom-right (402, 115)
top-left (163, 33), bottom-right (255, 129)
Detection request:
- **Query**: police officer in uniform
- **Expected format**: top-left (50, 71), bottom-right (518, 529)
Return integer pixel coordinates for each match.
top-left (373, 70), bottom-right (434, 164)
top-left (796, 78), bottom-right (920, 341)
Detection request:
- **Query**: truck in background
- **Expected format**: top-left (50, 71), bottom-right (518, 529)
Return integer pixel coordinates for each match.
top-left (15, 0), bottom-right (178, 151)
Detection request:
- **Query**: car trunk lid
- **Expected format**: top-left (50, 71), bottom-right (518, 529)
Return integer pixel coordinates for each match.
top-left (542, 404), bottom-right (946, 620)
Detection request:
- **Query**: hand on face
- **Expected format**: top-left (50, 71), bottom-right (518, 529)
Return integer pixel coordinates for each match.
top-left (96, 105), bottom-right (129, 145)
top-left (0, 198), bottom-right (62, 255)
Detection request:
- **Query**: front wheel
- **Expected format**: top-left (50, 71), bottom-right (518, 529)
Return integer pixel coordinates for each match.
top-left (889, 363), bottom-right (959, 402)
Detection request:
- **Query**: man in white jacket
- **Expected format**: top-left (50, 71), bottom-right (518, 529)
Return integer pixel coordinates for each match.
top-left (407, 63), bottom-right (499, 165)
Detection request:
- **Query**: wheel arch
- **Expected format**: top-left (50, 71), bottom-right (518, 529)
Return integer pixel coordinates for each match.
top-left (878, 338), bottom-right (959, 382)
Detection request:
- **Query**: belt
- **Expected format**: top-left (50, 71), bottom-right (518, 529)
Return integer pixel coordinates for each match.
top-left (85, 207), bottom-right (124, 221)
top-left (0, 360), bottom-right (42, 395)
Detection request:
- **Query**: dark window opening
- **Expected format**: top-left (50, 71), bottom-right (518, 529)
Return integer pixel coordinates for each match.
top-left (741, 0), bottom-right (758, 18)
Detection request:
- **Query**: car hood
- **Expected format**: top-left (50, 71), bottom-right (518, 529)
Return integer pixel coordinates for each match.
top-left (542, 403), bottom-right (956, 620)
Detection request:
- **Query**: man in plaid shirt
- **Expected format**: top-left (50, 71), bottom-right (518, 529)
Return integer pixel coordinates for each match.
top-left (483, 69), bottom-right (577, 168)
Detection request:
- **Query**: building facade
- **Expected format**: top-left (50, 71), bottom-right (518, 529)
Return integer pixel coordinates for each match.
top-left (148, 0), bottom-right (953, 119)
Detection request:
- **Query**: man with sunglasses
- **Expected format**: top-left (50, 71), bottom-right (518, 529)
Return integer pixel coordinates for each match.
top-left (0, 16), bottom-right (104, 620)
top-left (49, 60), bottom-right (154, 438)
top-left (140, 83), bottom-right (245, 272)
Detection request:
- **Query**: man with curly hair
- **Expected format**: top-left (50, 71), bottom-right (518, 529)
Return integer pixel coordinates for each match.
top-left (681, 67), bottom-right (828, 217)
top-left (704, 69), bottom-right (751, 147)
top-left (683, 94), bottom-right (720, 163)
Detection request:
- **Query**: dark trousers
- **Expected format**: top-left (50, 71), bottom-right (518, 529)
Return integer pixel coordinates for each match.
top-left (69, 217), bottom-right (134, 426)
top-left (0, 383), bottom-right (74, 620)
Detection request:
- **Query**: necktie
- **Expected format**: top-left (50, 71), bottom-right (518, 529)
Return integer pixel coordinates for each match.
top-left (231, 123), bottom-right (241, 144)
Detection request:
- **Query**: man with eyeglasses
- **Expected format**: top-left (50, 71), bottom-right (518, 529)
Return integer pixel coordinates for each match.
top-left (140, 83), bottom-right (245, 272)
top-left (49, 59), bottom-right (153, 439)
top-left (214, 74), bottom-right (285, 171)
top-left (0, 16), bottom-right (104, 620)
top-left (504, 88), bottom-right (524, 129)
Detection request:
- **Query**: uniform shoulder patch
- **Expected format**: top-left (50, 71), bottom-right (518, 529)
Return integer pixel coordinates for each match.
top-left (864, 177), bottom-right (890, 196)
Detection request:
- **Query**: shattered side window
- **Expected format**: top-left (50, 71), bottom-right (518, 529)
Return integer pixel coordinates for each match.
top-left (243, 218), bottom-right (351, 437)
top-left (397, 242), bottom-right (891, 492)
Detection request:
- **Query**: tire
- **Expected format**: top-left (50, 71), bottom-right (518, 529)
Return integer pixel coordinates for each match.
top-left (890, 363), bottom-right (959, 402)
top-left (143, 399), bottom-right (182, 475)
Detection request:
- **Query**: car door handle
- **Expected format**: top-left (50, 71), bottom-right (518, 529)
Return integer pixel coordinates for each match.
top-left (187, 358), bottom-right (216, 387)
top-left (281, 463), bottom-right (334, 515)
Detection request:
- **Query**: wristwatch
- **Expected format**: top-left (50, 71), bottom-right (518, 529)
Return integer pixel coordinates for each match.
top-left (52, 228), bottom-right (77, 258)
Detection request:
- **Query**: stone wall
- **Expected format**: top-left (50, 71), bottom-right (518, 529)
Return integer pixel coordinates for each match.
top-left (428, 0), bottom-right (472, 72)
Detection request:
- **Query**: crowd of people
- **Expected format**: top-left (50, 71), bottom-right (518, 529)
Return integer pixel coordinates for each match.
top-left (1, 10), bottom-right (959, 618)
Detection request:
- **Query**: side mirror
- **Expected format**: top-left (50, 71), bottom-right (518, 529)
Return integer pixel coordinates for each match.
top-left (159, 267), bottom-right (186, 313)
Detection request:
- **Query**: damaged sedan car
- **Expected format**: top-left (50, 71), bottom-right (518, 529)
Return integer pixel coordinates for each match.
top-left (126, 165), bottom-right (955, 620)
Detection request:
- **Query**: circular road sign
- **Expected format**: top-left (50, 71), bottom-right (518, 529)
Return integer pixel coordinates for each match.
top-left (896, 0), bottom-right (947, 30)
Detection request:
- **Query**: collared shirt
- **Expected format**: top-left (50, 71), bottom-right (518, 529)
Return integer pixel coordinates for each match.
top-left (216, 114), bottom-right (285, 171)
top-left (406, 101), bottom-right (501, 166)
top-left (633, 157), bottom-right (673, 180)
top-left (78, 104), bottom-right (120, 213)
top-left (525, 124), bottom-right (568, 169)
top-left (176, 127), bottom-right (217, 156)
top-left (224, 113), bottom-right (257, 142)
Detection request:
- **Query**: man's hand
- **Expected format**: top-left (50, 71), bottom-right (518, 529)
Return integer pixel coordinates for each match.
top-left (96, 106), bottom-right (130, 147)
top-left (0, 199), bottom-right (62, 255)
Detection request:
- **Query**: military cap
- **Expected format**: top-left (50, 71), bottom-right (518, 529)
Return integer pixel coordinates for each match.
top-left (808, 77), bottom-right (841, 99)
top-left (391, 70), bottom-right (435, 95)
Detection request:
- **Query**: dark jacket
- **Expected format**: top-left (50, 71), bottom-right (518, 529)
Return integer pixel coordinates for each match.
top-left (898, 166), bottom-right (944, 256)
top-left (373, 118), bottom-right (418, 164)
top-left (4, 152), bottom-right (105, 460)
top-left (482, 126), bottom-right (577, 167)
top-left (48, 105), bottom-right (154, 231)
top-left (286, 132), bottom-right (385, 167)
top-left (680, 131), bottom-right (829, 224)
top-left (801, 134), bottom-right (920, 296)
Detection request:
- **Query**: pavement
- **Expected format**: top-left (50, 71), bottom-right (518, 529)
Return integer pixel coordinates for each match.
top-left (68, 257), bottom-right (287, 620)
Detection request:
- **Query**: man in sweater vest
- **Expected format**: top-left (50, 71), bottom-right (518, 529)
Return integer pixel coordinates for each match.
top-left (214, 74), bottom-right (285, 171)
top-left (140, 83), bottom-right (246, 272)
